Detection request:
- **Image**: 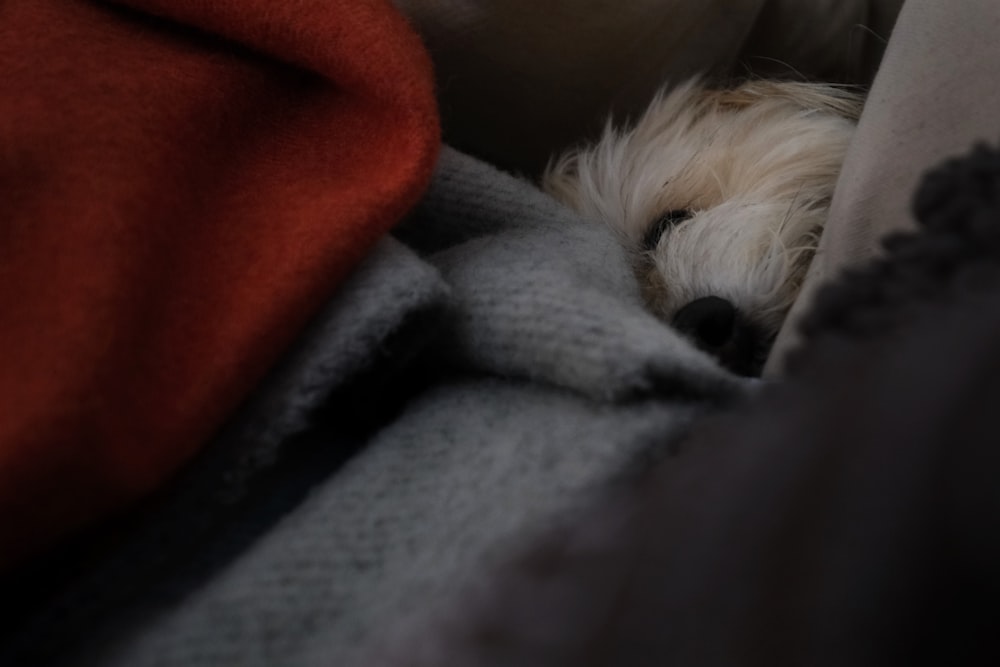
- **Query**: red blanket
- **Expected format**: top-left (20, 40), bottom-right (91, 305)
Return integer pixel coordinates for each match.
top-left (0, 0), bottom-right (439, 570)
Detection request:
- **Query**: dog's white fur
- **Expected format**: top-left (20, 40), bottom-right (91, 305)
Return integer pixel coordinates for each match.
top-left (543, 79), bottom-right (862, 370)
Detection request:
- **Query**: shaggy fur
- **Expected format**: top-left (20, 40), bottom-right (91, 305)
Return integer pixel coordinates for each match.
top-left (543, 79), bottom-right (862, 375)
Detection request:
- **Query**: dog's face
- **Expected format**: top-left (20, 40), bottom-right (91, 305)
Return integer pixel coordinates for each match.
top-left (543, 79), bottom-right (861, 376)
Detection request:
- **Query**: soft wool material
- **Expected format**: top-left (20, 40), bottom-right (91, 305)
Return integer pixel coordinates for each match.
top-left (0, 147), bottom-right (750, 666)
top-left (0, 0), bottom-right (439, 570)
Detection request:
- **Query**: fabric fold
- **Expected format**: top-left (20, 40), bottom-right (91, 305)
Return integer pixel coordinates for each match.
top-left (401, 148), bottom-right (746, 402)
top-left (17, 146), bottom-right (747, 667)
top-left (0, 0), bottom-right (439, 570)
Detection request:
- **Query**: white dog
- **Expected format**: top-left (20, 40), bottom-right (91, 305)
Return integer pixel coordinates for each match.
top-left (543, 79), bottom-right (862, 376)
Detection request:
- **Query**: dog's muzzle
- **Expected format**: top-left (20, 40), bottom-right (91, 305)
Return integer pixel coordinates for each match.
top-left (672, 296), bottom-right (769, 377)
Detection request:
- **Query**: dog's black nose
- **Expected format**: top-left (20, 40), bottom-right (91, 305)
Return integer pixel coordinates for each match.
top-left (672, 296), bottom-right (737, 349)
top-left (672, 296), bottom-right (768, 376)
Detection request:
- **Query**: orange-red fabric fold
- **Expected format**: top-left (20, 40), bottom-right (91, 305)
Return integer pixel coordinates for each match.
top-left (0, 0), bottom-right (439, 569)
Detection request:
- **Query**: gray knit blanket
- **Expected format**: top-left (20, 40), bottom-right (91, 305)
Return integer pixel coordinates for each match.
top-left (0, 147), bottom-right (750, 666)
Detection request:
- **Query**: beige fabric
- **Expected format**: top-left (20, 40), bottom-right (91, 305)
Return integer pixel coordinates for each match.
top-left (396, 0), bottom-right (896, 175)
top-left (766, 0), bottom-right (1000, 374)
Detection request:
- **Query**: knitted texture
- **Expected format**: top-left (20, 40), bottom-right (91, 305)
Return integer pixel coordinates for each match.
top-left (40, 147), bottom-right (750, 666)
top-left (401, 148), bottom-right (746, 402)
top-left (0, 238), bottom-right (449, 666)
top-left (0, 0), bottom-right (439, 569)
top-left (90, 383), bottom-right (701, 667)
top-left (788, 143), bottom-right (1000, 368)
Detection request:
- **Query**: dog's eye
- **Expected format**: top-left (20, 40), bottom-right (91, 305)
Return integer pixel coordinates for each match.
top-left (643, 209), bottom-right (694, 250)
